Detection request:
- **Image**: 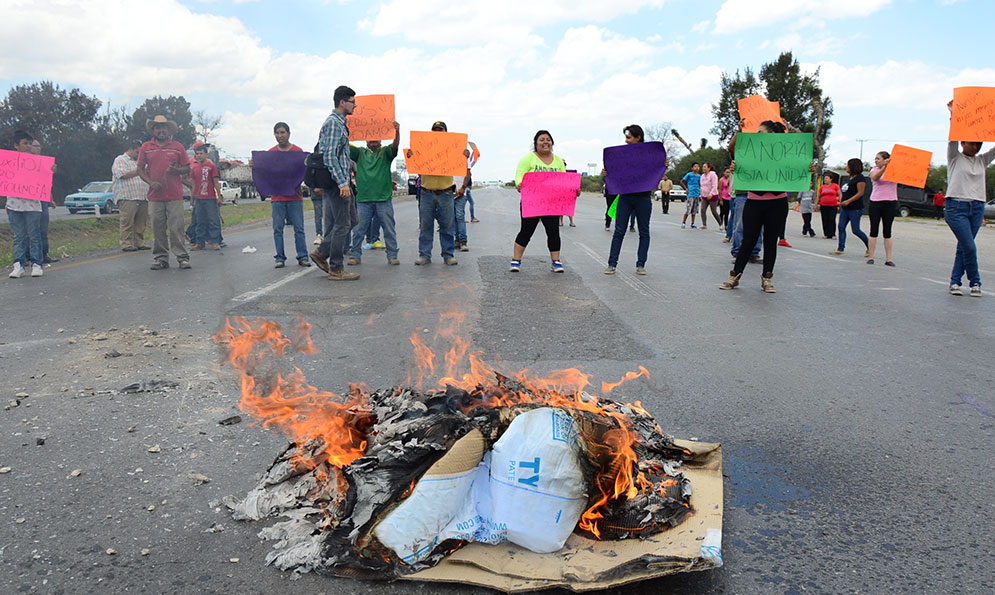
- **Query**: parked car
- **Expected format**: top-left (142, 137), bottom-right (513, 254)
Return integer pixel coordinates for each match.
top-left (218, 181), bottom-right (240, 203)
top-left (65, 181), bottom-right (116, 214)
top-left (655, 186), bottom-right (687, 201)
top-left (985, 199), bottom-right (995, 220)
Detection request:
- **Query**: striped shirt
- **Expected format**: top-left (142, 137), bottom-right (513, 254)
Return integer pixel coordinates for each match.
top-left (111, 153), bottom-right (149, 202)
top-left (317, 110), bottom-right (351, 189)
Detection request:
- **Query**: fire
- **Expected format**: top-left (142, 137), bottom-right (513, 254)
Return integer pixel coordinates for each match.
top-left (215, 310), bottom-right (682, 543)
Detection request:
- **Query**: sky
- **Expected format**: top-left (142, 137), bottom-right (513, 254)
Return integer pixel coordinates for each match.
top-left (1, 0), bottom-right (992, 181)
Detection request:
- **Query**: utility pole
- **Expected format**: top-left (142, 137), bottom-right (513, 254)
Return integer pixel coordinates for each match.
top-left (856, 139), bottom-right (868, 161)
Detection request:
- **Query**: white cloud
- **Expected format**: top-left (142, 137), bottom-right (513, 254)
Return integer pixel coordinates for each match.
top-left (713, 0), bottom-right (893, 34)
top-left (691, 20), bottom-right (710, 34)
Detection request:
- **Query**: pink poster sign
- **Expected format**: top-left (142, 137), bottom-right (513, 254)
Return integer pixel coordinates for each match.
top-left (0, 149), bottom-right (55, 202)
top-left (521, 171), bottom-right (581, 218)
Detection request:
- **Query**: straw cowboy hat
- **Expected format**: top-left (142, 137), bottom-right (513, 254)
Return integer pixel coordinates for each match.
top-left (145, 115), bottom-right (178, 136)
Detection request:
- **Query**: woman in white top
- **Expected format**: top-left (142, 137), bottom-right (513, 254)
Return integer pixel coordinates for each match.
top-left (866, 151), bottom-right (898, 266)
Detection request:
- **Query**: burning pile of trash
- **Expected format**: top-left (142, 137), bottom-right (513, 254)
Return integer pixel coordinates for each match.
top-left (215, 316), bottom-right (723, 590)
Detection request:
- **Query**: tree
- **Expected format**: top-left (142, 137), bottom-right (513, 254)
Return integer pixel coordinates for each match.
top-left (709, 68), bottom-right (760, 144)
top-left (669, 147), bottom-right (732, 189)
top-left (128, 96), bottom-right (194, 147)
top-left (192, 110), bottom-right (224, 145)
top-left (644, 122), bottom-right (684, 161)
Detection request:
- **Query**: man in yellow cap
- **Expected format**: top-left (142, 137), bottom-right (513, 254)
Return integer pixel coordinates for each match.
top-left (138, 115), bottom-right (192, 270)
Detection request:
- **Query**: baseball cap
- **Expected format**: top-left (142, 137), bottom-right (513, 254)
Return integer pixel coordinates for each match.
top-left (431, 121), bottom-right (447, 131)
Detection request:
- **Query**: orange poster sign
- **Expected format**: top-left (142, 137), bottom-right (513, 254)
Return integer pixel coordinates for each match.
top-left (949, 86), bottom-right (995, 142)
top-left (347, 95), bottom-right (396, 141)
top-left (405, 131), bottom-right (469, 176)
top-left (881, 144), bottom-right (932, 188)
top-left (738, 95), bottom-right (787, 133)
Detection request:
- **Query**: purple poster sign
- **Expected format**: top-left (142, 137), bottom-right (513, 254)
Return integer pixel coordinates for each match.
top-left (602, 141), bottom-right (668, 195)
top-left (251, 150), bottom-right (308, 196)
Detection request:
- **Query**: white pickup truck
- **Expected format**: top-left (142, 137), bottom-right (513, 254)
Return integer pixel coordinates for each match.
top-left (218, 181), bottom-right (240, 203)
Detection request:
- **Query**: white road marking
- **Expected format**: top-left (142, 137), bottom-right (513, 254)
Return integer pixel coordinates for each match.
top-left (571, 240), bottom-right (665, 300)
top-left (231, 268), bottom-right (314, 303)
top-left (919, 276), bottom-right (995, 296)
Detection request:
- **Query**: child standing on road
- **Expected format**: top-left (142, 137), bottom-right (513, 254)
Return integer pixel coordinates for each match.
top-left (681, 163), bottom-right (701, 229)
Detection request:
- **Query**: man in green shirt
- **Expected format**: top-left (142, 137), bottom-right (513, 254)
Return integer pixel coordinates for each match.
top-left (348, 120), bottom-right (401, 265)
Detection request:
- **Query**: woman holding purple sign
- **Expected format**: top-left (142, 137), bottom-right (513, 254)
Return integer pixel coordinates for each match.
top-left (511, 130), bottom-right (567, 273)
top-left (604, 125), bottom-right (653, 276)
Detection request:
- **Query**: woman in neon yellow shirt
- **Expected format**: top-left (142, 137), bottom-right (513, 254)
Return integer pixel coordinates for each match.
top-left (511, 130), bottom-right (569, 272)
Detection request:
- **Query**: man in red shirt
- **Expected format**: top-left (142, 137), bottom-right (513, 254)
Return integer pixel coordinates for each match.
top-left (189, 144), bottom-right (222, 250)
top-left (933, 190), bottom-right (946, 219)
top-left (138, 115), bottom-right (191, 270)
top-left (268, 122), bottom-right (310, 268)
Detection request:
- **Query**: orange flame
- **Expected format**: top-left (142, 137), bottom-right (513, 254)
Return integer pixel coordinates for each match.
top-left (601, 365), bottom-right (650, 394)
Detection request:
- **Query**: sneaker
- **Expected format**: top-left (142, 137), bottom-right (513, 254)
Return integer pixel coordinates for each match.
top-left (210, 244), bottom-right (221, 250)
top-left (690, 224), bottom-right (697, 229)
top-left (43, 255), bottom-right (59, 263)
top-left (415, 257), bottom-right (430, 265)
top-left (604, 266), bottom-right (616, 275)
top-left (778, 239), bottom-right (792, 248)
top-left (31, 264), bottom-right (43, 277)
top-left (701, 225), bottom-right (707, 230)
top-left (470, 218), bottom-right (480, 222)
top-left (190, 244), bottom-right (204, 251)
top-left (137, 245), bottom-right (151, 250)
top-left (681, 223), bottom-right (686, 229)
top-left (327, 269), bottom-right (360, 281)
top-left (444, 256), bottom-right (458, 266)
top-left (884, 261), bottom-right (896, 267)
top-left (749, 255), bottom-right (761, 263)
top-left (347, 257), bottom-right (361, 265)
top-left (864, 250), bottom-right (871, 258)
top-left (970, 284), bottom-right (983, 297)
top-left (178, 260), bottom-right (191, 270)
top-left (761, 273), bottom-right (776, 293)
top-left (314, 235), bottom-right (322, 245)
top-left (372, 241), bottom-right (386, 249)
top-left (551, 260), bottom-right (564, 273)
top-left (309, 250), bottom-right (329, 273)
top-left (719, 270), bottom-right (741, 290)
top-left (605, 225), bottom-right (611, 232)
top-left (387, 257), bottom-right (400, 265)
top-left (629, 226), bottom-right (635, 232)
top-left (274, 260), bottom-right (286, 268)
top-left (866, 259), bottom-right (875, 265)
top-left (829, 249), bottom-right (845, 255)
top-left (722, 236), bottom-right (731, 243)
top-left (298, 258), bottom-right (311, 267)
top-left (509, 259), bottom-right (521, 272)
top-left (362, 242), bottom-right (373, 250)
top-left (459, 241), bottom-right (469, 252)
top-left (8, 263), bottom-right (23, 278)
top-left (150, 261), bottom-right (169, 270)
top-left (949, 284), bottom-right (963, 296)
top-left (635, 266), bottom-right (646, 275)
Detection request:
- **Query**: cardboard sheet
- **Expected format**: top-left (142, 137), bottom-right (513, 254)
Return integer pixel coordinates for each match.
top-left (404, 439), bottom-right (723, 592)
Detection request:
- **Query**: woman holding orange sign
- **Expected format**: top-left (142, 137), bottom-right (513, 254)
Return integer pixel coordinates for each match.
top-left (866, 151), bottom-right (898, 266)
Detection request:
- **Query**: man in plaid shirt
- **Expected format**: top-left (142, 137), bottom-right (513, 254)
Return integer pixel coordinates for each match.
top-left (312, 85), bottom-right (360, 281)
top-left (112, 139), bottom-right (150, 251)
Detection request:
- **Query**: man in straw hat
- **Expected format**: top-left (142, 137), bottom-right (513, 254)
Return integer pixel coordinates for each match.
top-left (137, 115), bottom-right (192, 270)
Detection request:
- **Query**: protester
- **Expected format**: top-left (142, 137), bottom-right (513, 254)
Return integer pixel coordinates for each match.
top-left (866, 151), bottom-right (898, 266)
top-left (605, 125), bottom-right (653, 275)
top-left (944, 100), bottom-right (995, 296)
top-left (348, 120), bottom-right (401, 266)
top-left (680, 162), bottom-right (701, 229)
top-left (408, 121), bottom-right (469, 266)
top-left (310, 189), bottom-right (323, 244)
top-left (799, 189), bottom-right (816, 238)
top-left (719, 168), bottom-right (732, 230)
top-left (818, 172), bottom-right (841, 238)
top-left (511, 130), bottom-right (572, 273)
top-left (266, 122), bottom-right (310, 268)
top-left (29, 139), bottom-right (58, 263)
top-left (455, 168), bottom-right (472, 249)
top-left (658, 174), bottom-right (673, 214)
top-left (468, 187), bottom-right (479, 222)
top-left (933, 189), bottom-right (946, 219)
top-left (112, 139), bottom-right (150, 251)
top-left (829, 159), bottom-right (870, 257)
top-left (6, 131), bottom-right (44, 278)
top-left (698, 162), bottom-right (721, 230)
top-left (189, 145), bottom-right (223, 251)
top-left (137, 115), bottom-right (191, 270)
top-left (728, 171), bottom-right (762, 260)
top-left (720, 120), bottom-right (794, 293)
top-left (602, 170), bottom-right (613, 231)
top-left (312, 86), bottom-right (360, 280)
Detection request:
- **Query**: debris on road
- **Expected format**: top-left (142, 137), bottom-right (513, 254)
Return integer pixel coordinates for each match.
top-left (0, 467), bottom-right (11, 474)
top-left (188, 472), bottom-right (211, 485)
top-left (147, 445), bottom-right (161, 453)
top-left (241, 246), bottom-right (257, 254)
top-left (120, 380), bottom-right (179, 394)
top-left (69, 469), bottom-right (82, 477)
top-left (218, 415), bottom-right (242, 426)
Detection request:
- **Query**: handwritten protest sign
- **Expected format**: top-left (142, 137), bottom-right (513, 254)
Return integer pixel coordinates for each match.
top-left (602, 141), bottom-right (667, 195)
top-left (949, 86), bottom-right (995, 142)
top-left (732, 132), bottom-right (813, 192)
top-left (468, 141), bottom-right (480, 167)
top-left (520, 171), bottom-right (581, 217)
top-left (738, 95), bottom-right (787, 133)
top-left (348, 95), bottom-right (396, 141)
top-left (881, 144), bottom-right (932, 188)
top-left (0, 149), bottom-right (54, 202)
top-left (251, 150), bottom-right (308, 196)
top-left (405, 131), bottom-right (469, 176)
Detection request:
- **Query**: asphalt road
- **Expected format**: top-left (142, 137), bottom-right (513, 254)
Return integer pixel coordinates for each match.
top-left (1, 187), bottom-right (994, 594)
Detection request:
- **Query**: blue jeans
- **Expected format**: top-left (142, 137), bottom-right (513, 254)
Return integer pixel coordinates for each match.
top-left (838, 208), bottom-right (869, 252)
top-left (945, 198), bottom-right (985, 287)
top-left (194, 199), bottom-right (222, 246)
top-left (454, 193), bottom-right (468, 242)
top-left (8, 210), bottom-right (42, 266)
top-left (311, 198), bottom-right (322, 236)
top-left (418, 190), bottom-right (456, 260)
top-left (608, 193), bottom-right (652, 267)
top-left (364, 216), bottom-right (381, 243)
top-left (466, 188), bottom-right (475, 219)
top-left (40, 204), bottom-right (50, 257)
top-left (271, 200), bottom-right (307, 262)
top-left (318, 187), bottom-right (358, 270)
top-left (351, 201), bottom-right (398, 259)
top-left (730, 194), bottom-right (761, 257)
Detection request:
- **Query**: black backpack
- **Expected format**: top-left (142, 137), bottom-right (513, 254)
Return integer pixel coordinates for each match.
top-left (304, 143), bottom-right (335, 189)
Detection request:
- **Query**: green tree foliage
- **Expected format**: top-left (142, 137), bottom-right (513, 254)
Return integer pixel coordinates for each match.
top-left (668, 146), bottom-right (732, 188)
top-left (711, 52), bottom-right (833, 146)
top-left (127, 95), bottom-right (195, 147)
top-left (0, 81), bottom-right (124, 201)
top-left (927, 164), bottom-right (995, 200)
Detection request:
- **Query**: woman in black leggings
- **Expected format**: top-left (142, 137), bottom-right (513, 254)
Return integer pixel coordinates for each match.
top-left (866, 151), bottom-right (898, 266)
top-left (511, 130), bottom-right (569, 273)
top-left (720, 120), bottom-right (795, 293)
